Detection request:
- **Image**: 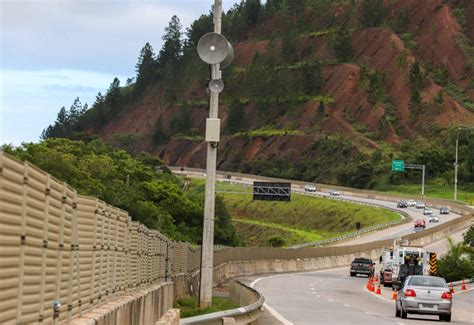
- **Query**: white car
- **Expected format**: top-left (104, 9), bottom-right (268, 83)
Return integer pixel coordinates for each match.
top-left (423, 208), bottom-right (433, 215)
top-left (329, 190), bottom-right (341, 196)
top-left (428, 215), bottom-right (439, 223)
top-left (407, 200), bottom-right (416, 207)
top-left (304, 184), bottom-right (316, 192)
top-left (416, 202), bottom-right (426, 209)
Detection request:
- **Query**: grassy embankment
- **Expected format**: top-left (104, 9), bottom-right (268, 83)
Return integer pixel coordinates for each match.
top-left (190, 180), bottom-right (401, 247)
top-left (175, 296), bottom-right (239, 318)
top-left (373, 183), bottom-right (474, 205)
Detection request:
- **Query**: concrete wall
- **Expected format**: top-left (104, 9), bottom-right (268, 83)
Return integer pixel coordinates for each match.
top-left (69, 282), bottom-right (174, 325)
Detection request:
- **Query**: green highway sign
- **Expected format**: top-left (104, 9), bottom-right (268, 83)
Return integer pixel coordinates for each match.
top-left (392, 160), bottom-right (405, 172)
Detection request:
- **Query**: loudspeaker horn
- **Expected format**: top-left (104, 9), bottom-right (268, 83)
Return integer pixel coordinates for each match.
top-left (197, 32), bottom-right (233, 66)
top-left (208, 79), bottom-right (225, 93)
top-left (220, 42), bottom-right (234, 69)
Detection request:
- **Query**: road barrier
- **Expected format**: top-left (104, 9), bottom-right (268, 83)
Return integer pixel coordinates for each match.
top-left (1, 156), bottom-right (472, 324)
top-left (0, 153), bottom-right (176, 324)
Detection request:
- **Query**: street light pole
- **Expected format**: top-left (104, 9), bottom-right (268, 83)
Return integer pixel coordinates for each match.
top-left (454, 130), bottom-right (459, 201)
top-left (199, 0), bottom-right (223, 309)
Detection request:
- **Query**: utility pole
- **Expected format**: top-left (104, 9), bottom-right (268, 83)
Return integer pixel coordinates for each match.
top-left (454, 129), bottom-right (459, 201)
top-left (199, 0), bottom-right (223, 309)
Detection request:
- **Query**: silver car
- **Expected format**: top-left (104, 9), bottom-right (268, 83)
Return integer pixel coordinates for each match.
top-left (394, 275), bottom-right (452, 322)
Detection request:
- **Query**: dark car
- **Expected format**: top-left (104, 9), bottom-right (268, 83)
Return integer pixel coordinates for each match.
top-left (350, 257), bottom-right (375, 277)
top-left (397, 201), bottom-right (408, 208)
top-left (440, 207), bottom-right (450, 215)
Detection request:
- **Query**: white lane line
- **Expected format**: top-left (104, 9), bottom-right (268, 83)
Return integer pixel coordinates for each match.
top-left (263, 303), bottom-right (293, 325)
top-left (316, 295), bottom-right (321, 298)
top-left (328, 299), bottom-right (334, 302)
top-left (344, 304), bottom-right (350, 307)
top-left (249, 266), bottom-right (346, 288)
top-left (453, 287), bottom-right (474, 295)
top-left (248, 268), bottom-right (346, 325)
top-left (397, 322), bottom-right (405, 325)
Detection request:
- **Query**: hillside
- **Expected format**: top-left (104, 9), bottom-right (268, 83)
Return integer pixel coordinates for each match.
top-left (42, 0), bottom-right (474, 189)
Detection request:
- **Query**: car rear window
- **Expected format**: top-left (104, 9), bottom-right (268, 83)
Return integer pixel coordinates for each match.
top-left (353, 258), bottom-right (372, 264)
top-left (409, 277), bottom-right (446, 287)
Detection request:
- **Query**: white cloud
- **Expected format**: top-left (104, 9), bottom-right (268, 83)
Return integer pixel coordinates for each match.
top-left (0, 68), bottom-right (125, 144)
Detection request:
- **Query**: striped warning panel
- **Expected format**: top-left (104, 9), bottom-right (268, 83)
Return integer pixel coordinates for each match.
top-left (429, 253), bottom-right (437, 275)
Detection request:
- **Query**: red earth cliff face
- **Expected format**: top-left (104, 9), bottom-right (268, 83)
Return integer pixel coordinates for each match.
top-left (85, 1), bottom-right (474, 169)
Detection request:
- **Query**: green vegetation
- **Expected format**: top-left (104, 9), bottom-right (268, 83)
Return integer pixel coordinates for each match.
top-left (372, 183), bottom-right (474, 205)
top-left (221, 188), bottom-right (400, 246)
top-left (360, 0), bottom-right (386, 28)
top-left (234, 128), bottom-right (303, 138)
top-left (464, 226), bottom-right (474, 246)
top-left (174, 296), bottom-right (239, 318)
top-left (2, 139), bottom-right (240, 245)
top-left (436, 238), bottom-right (473, 283)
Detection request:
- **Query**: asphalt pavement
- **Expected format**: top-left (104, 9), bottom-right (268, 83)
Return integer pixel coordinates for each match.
top-left (249, 265), bottom-right (473, 325)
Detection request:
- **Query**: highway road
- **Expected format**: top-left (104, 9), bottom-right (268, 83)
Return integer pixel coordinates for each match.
top-left (175, 169), bottom-right (462, 246)
top-left (246, 230), bottom-right (472, 325)
top-left (176, 169), bottom-right (472, 324)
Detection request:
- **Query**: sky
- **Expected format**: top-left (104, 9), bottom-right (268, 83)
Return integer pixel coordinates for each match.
top-left (0, 0), bottom-right (237, 145)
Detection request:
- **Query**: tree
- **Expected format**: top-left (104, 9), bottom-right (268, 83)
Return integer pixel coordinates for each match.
top-left (242, 0), bottom-right (262, 26)
top-left (301, 60), bottom-right (323, 95)
top-left (226, 100), bottom-right (247, 134)
top-left (436, 238), bottom-right (474, 282)
top-left (360, 0), bottom-right (386, 28)
top-left (135, 43), bottom-right (157, 93)
top-left (158, 15), bottom-right (183, 72)
top-left (334, 24), bottom-right (353, 62)
top-left (105, 78), bottom-right (121, 109)
top-left (409, 61), bottom-right (422, 89)
top-left (281, 29), bottom-right (299, 64)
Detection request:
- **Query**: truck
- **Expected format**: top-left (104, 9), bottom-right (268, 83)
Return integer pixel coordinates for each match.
top-left (379, 238), bottom-right (432, 286)
top-left (350, 257), bottom-right (375, 277)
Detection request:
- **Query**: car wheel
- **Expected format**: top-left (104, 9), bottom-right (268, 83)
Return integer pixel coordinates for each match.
top-left (440, 314), bottom-right (451, 322)
top-left (395, 303), bottom-right (401, 317)
top-left (401, 309), bottom-right (407, 319)
top-left (350, 272), bottom-right (355, 277)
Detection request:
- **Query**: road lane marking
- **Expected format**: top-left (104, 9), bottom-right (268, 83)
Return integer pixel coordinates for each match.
top-left (262, 303), bottom-right (293, 325)
top-left (328, 299), bottom-right (334, 302)
top-left (344, 304), bottom-right (350, 307)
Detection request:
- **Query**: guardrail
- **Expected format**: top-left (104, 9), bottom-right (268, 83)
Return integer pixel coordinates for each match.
top-left (179, 280), bottom-right (264, 325)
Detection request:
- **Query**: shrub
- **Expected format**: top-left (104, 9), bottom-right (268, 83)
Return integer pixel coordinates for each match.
top-left (267, 235), bottom-right (286, 247)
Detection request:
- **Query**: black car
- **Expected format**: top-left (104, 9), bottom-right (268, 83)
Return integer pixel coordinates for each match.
top-left (440, 207), bottom-right (450, 215)
top-left (397, 201), bottom-right (408, 208)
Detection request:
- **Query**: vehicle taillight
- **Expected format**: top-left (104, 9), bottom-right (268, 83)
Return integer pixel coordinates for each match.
top-left (405, 289), bottom-right (416, 297)
top-left (441, 292), bottom-right (452, 300)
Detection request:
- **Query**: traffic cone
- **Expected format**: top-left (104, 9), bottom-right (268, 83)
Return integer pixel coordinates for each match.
top-left (461, 279), bottom-right (467, 291)
top-left (392, 289), bottom-right (398, 300)
top-left (375, 274), bottom-right (379, 283)
top-left (376, 284), bottom-right (381, 295)
top-left (370, 279), bottom-right (375, 292)
top-left (450, 282), bottom-right (456, 293)
top-left (366, 277), bottom-right (371, 290)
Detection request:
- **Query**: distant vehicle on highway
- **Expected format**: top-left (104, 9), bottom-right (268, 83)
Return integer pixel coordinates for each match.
top-left (414, 219), bottom-right (426, 229)
top-left (416, 202), bottom-right (426, 209)
top-left (329, 190), bottom-right (341, 196)
top-left (350, 257), bottom-right (375, 277)
top-left (397, 201), bottom-right (408, 208)
top-left (428, 215), bottom-right (439, 223)
top-left (407, 200), bottom-right (417, 207)
top-left (440, 207), bottom-right (450, 215)
top-left (423, 208), bottom-right (433, 215)
top-left (304, 184), bottom-right (316, 192)
top-left (394, 275), bottom-right (452, 322)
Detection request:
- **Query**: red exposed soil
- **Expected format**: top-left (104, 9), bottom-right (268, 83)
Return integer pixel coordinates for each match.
top-left (391, 0), bottom-right (471, 90)
top-left (83, 0), bottom-right (474, 171)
